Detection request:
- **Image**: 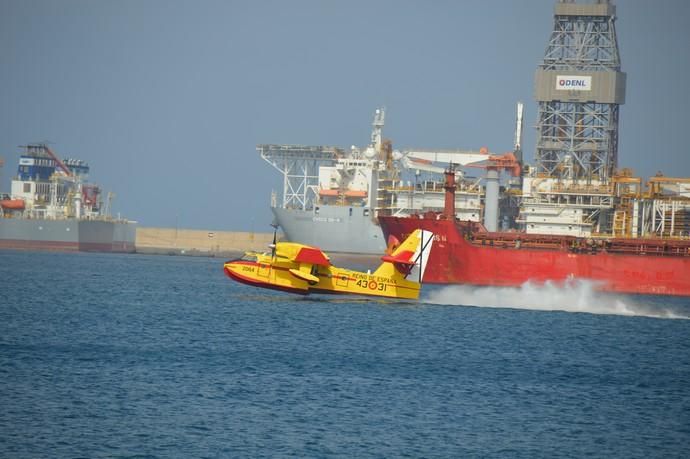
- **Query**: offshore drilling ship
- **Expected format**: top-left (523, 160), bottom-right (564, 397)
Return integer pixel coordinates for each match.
top-left (379, 0), bottom-right (690, 296)
top-left (0, 144), bottom-right (136, 252)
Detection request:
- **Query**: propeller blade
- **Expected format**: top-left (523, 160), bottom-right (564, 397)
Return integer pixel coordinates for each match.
top-left (270, 224), bottom-right (278, 259)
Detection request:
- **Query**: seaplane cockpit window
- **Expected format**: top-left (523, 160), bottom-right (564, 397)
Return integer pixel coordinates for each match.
top-left (241, 254), bottom-right (258, 262)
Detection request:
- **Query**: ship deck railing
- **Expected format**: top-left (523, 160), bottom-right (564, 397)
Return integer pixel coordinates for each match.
top-left (467, 232), bottom-right (690, 257)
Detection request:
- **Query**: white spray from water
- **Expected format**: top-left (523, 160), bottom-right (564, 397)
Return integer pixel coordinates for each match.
top-left (424, 279), bottom-right (689, 320)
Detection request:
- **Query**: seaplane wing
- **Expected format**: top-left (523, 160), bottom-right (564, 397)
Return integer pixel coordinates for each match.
top-left (223, 229), bottom-right (434, 300)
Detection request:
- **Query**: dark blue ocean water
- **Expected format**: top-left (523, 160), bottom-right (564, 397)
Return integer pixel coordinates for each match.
top-left (1, 250), bottom-right (689, 458)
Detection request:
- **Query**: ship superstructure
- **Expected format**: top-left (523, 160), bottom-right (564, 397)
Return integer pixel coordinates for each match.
top-left (260, 109), bottom-right (509, 254)
top-left (9, 144), bottom-right (104, 220)
top-left (0, 144), bottom-right (136, 252)
top-left (259, 109), bottom-right (392, 253)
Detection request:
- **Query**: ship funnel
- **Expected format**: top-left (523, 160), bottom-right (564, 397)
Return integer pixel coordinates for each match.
top-left (74, 183), bottom-right (83, 219)
top-left (484, 169), bottom-right (499, 232)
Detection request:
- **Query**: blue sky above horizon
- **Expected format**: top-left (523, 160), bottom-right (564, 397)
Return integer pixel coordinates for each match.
top-left (2, 0), bottom-right (689, 231)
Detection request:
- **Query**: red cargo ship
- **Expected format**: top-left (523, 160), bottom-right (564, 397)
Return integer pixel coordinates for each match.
top-left (378, 171), bottom-right (690, 297)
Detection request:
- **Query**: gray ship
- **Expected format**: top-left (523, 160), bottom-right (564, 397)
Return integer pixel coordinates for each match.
top-left (259, 109), bottom-right (392, 254)
top-left (271, 205), bottom-right (387, 255)
top-left (0, 144), bottom-right (136, 252)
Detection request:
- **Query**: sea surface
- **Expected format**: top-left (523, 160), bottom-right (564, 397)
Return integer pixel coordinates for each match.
top-left (1, 250), bottom-right (689, 458)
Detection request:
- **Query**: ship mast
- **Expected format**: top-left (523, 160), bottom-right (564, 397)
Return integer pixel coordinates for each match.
top-left (371, 108), bottom-right (385, 155)
top-left (513, 101), bottom-right (524, 163)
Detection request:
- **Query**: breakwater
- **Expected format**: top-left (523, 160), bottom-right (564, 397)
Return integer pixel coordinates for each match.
top-left (136, 227), bottom-right (274, 257)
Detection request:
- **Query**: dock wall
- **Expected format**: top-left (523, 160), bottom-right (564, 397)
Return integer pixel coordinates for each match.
top-left (136, 227), bottom-right (274, 256)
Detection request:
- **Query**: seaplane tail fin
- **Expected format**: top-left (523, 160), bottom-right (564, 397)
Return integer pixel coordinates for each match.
top-left (373, 229), bottom-right (434, 281)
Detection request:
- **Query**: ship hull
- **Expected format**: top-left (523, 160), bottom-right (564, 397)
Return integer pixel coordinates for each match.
top-left (272, 206), bottom-right (386, 254)
top-left (0, 218), bottom-right (136, 253)
top-left (379, 216), bottom-right (690, 297)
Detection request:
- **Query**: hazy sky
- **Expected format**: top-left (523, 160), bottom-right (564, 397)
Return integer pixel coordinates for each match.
top-left (2, 0), bottom-right (689, 231)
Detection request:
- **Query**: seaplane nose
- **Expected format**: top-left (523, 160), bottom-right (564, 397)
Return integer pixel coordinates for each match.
top-left (223, 261), bottom-right (236, 278)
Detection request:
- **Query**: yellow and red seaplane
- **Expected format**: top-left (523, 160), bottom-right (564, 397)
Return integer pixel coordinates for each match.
top-left (223, 229), bottom-right (434, 300)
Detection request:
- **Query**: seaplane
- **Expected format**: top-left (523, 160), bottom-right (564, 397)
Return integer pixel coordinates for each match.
top-left (223, 229), bottom-right (434, 300)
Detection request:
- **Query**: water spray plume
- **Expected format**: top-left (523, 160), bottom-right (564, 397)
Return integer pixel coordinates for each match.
top-left (424, 279), bottom-right (689, 320)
